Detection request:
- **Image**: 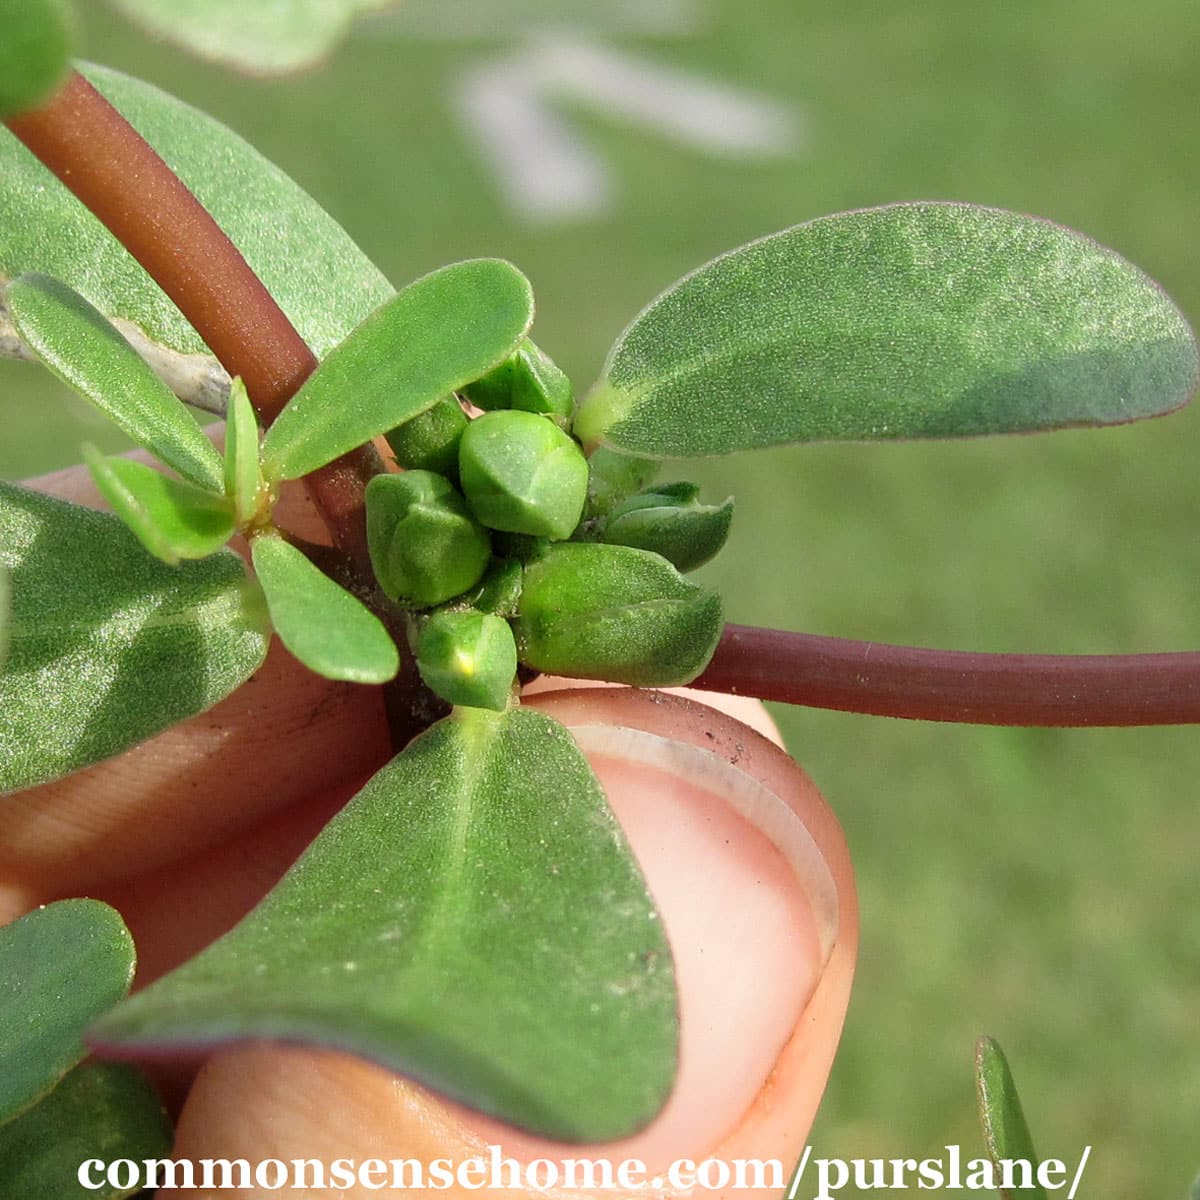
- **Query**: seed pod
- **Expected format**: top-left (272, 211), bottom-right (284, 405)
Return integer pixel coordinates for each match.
top-left (602, 483), bottom-right (734, 572)
top-left (384, 396), bottom-right (468, 479)
top-left (458, 410), bottom-right (588, 540)
top-left (416, 610), bottom-right (518, 711)
top-left (515, 542), bottom-right (722, 686)
top-left (365, 471), bottom-right (491, 607)
top-left (463, 339), bottom-right (574, 426)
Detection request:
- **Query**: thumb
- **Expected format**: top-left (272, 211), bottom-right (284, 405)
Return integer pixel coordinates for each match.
top-left (165, 687), bottom-right (857, 1199)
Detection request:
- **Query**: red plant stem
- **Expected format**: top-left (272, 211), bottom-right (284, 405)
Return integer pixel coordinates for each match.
top-left (5, 72), bottom-right (379, 568)
top-left (695, 624), bottom-right (1200, 726)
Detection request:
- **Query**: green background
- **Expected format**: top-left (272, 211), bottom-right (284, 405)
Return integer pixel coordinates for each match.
top-left (2, 1), bottom-right (1197, 1193)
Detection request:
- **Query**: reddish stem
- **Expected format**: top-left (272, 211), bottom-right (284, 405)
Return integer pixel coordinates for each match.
top-left (6, 72), bottom-right (379, 567)
top-left (695, 624), bottom-right (1200, 726)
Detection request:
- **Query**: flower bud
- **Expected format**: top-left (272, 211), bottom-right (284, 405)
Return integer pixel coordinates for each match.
top-left (458, 410), bottom-right (588, 540)
top-left (365, 471), bottom-right (491, 607)
top-left (463, 339), bottom-right (574, 426)
top-left (416, 610), bottom-right (518, 711)
top-left (602, 483), bottom-right (734, 572)
top-left (515, 543), bottom-right (722, 686)
top-left (384, 397), bottom-right (468, 478)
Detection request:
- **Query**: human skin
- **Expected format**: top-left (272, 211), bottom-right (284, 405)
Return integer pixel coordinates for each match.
top-left (1, 456), bottom-right (857, 1199)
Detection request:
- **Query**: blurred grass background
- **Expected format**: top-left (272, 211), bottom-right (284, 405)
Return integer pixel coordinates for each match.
top-left (2, 1), bottom-right (1198, 1192)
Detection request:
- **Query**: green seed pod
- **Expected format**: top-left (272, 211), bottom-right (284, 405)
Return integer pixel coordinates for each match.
top-left (385, 396), bottom-right (468, 478)
top-left (463, 339), bottom-right (574, 426)
top-left (602, 483), bottom-right (734, 572)
top-left (366, 471), bottom-right (491, 607)
top-left (417, 610), bottom-right (518, 712)
top-left (458, 410), bottom-right (588, 540)
top-left (515, 543), bottom-right (722, 686)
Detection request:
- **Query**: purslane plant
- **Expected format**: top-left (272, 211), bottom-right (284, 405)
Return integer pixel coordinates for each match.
top-left (1, 1), bottom-right (1199, 1186)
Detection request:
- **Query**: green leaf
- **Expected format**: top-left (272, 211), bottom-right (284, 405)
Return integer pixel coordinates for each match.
top-left (602, 484), bottom-right (734, 572)
top-left (515, 543), bottom-right (723, 686)
top-left (0, 1063), bottom-right (171, 1198)
top-left (261, 259), bottom-right (535, 482)
top-left (0, 900), bottom-right (135, 1124)
top-left (83, 446), bottom-right (236, 566)
top-left (6, 274), bottom-right (225, 489)
top-left (0, 481), bottom-right (269, 792)
top-left (0, 0), bottom-right (73, 117)
top-left (90, 707), bottom-right (677, 1142)
top-left (250, 534), bottom-right (398, 684)
top-left (975, 1036), bottom-right (1049, 1200)
top-left (1, 63), bottom-right (393, 386)
top-left (576, 202), bottom-right (1200, 457)
top-left (223, 377), bottom-right (263, 525)
top-left (107, 0), bottom-right (400, 75)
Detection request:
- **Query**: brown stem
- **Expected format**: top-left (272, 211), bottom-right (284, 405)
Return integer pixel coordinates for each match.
top-left (5, 71), bottom-right (379, 568)
top-left (694, 624), bottom-right (1200, 726)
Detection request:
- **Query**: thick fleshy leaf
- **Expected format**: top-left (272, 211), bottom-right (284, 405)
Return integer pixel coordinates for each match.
top-left (0, 1063), bottom-right (171, 1197)
top-left (575, 202), bottom-right (1200, 457)
top-left (975, 1036), bottom-right (1049, 1200)
top-left (223, 377), bottom-right (262, 525)
top-left (0, 0), bottom-right (73, 117)
top-left (0, 482), bottom-right (269, 792)
top-left (91, 707), bottom-right (678, 1141)
top-left (107, 0), bottom-right (400, 75)
top-left (516, 543), bottom-right (723, 685)
top-left (0, 63), bottom-right (393, 395)
top-left (250, 535), bottom-right (398, 684)
top-left (0, 900), bottom-right (135, 1125)
top-left (7, 274), bottom-right (225, 489)
top-left (83, 446), bottom-right (236, 566)
top-left (261, 259), bottom-right (534, 482)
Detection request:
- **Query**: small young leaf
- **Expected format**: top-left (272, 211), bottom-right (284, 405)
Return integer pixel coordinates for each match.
top-left (516, 543), bottom-right (723, 685)
top-left (576, 202), bottom-right (1200, 457)
top-left (82, 445), bottom-right (236, 566)
top-left (0, 0), bottom-right (73, 117)
top-left (975, 1036), bottom-right (1049, 1200)
top-left (250, 534), bottom-right (398, 684)
top-left (1, 64), bottom-right (393, 372)
top-left (0, 481), bottom-right (269, 792)
top-left (223, 376), bottom-right (263, 525)
top-left (7, 274), bottom-right (226, 489)
top-left (91, 706), bottom-right (677, 1142)
top-left (107, 0), bottom-right (399, 76)
top-left (261, 259), bottom-right (534, 482)
top-left (0, 1063), bottom-right (171, 1197)
top-left (602, 485), bottom-right (734, 572)
top-left (0, 899), bottom-right (135, 1124)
